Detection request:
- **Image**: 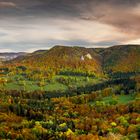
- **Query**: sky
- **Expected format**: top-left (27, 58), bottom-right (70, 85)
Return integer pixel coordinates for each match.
top-left (0, 0), bottom-right (140, 52)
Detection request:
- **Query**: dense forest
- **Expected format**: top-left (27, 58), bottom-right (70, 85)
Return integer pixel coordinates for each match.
top-left (0, 45), bottom-right (140, 139)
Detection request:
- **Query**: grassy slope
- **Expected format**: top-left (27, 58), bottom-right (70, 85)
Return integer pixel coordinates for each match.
top-left (89, 94), bottom-right (135, 105)
top-left (0, 74), bottom-right (102, 92)
top-left (103, 94), bottom-right (135, 104)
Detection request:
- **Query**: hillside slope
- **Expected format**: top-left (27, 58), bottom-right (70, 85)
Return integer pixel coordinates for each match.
top-left (100, 45), bottom-right (140, 73)
top-left (9, 45), bottom-right (140, 74)
top-left (0, 52), bottom-right (26, 61)
top-left (12, 46), bottom-right (103, 74)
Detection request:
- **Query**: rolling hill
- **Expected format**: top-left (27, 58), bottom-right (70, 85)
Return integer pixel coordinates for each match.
top-left (0, 52), bottom-right (27, 61)
top-left (99, 45), bottom-right (140, 73)
top-left (11, 46), bottom-right (103, 74)
top-left (8, 44), bottom-right (140, 74)
top-left (0, 52), bottom-right (27, 66)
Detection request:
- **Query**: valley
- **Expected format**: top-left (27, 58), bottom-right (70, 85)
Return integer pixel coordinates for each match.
top-left (0, 45), bottom-right (140, 140)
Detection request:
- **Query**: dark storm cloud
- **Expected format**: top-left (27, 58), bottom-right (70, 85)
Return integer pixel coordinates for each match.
top-left (1, 0), bottom-right (139, 35)
top-left (0, 0), bottom-right (138, 16)
top-left (24, 0), bottom-right (140, 16)
top-left (1, 0), bottom-right (140, 28)
top-left (0, 0), bottom-right (140, 52)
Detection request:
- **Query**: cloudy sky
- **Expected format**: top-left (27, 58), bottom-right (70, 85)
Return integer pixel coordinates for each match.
top-left (0, 0), bottom-right (140, 52)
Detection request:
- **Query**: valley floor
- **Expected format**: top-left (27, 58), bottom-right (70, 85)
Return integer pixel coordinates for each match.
top-left (0, 68), bottom-right (140, 139)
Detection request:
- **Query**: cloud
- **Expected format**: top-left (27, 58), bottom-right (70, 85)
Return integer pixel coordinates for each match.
top-left (0, 0), bottom-right (140, 52)
top-left (73, 1), bottom-right (140, 43)
top-left (82, 4), bottom-right (140, 37)
top-left (0, 2), bottom-right (16, 8)
top-left (0, 48), bottom-right (13, 52)
top-left (18, 0), bottom-right (140, 40)
top-left (0, 32), bottom-right (7, 37)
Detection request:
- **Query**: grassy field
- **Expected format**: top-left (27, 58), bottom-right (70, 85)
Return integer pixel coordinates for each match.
top-left (89, 94), bottom-right (135, 105)
top-left (0, 74), bottom-right (103, 92)
top-left (103, 94), bottom-right (135, 104)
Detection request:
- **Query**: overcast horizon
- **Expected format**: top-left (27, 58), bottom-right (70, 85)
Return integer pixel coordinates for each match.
top-left (0, 0), bottom-right (140, 52)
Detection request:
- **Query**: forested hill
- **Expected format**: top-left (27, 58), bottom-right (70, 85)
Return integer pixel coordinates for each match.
top-left (8, 45), bottom-right (140, 74)
top-left (99, 45), bottom-right (140, 73)
top-left (11, 46), bottom-right (103, 74)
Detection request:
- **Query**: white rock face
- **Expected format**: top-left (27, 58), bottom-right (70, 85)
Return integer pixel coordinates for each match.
top-left (85, 53), bottom-right (92, 59)
top-left (81, 53), bottom-right (92, 61)
top-left (81, 56), bottom-right (85, 61)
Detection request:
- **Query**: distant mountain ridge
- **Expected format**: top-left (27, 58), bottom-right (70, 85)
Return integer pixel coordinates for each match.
top-left (0, 52), bottom-right (27, 61)
top-left (99, 45), bottom-right (140, 73)
top-left (6, 44), bottom-right (140, 74)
